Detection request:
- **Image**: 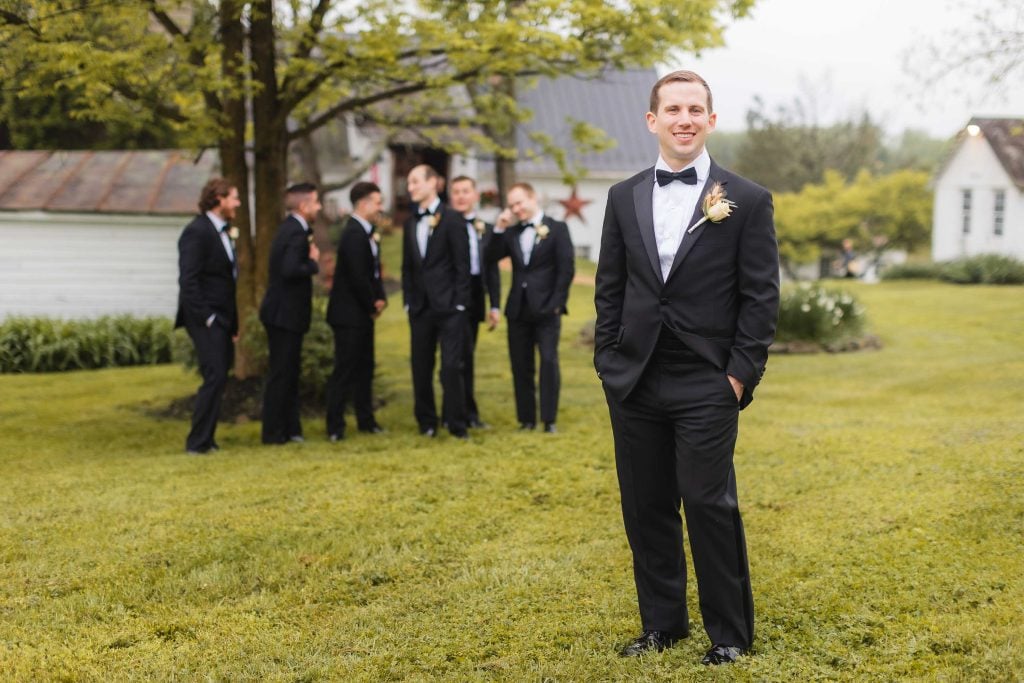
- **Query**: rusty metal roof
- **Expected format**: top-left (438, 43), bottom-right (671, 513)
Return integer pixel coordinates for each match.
top-left (0, 150), bottom-right (218, 215)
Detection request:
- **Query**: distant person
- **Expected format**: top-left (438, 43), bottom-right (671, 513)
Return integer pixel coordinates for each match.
top-left (486, 183), bottom-right (574, 433)
top-left (175, 178), bottom-right (241, 455)
top-left (594, 70), bottom-right (779, 665)
top-left (259, 183), bottom-right (322, 444)
top-left (837, 238), bottom-right (861, 278)
top-left (447, 175), bottom-right (501, 429)
top-left (325, 181), bottom-right (388, 441)
top-left (401, 164), bottom-right (471, 439)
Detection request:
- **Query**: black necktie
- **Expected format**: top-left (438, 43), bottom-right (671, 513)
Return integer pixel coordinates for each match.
top-left (656, 167), bottom-right (698, 187)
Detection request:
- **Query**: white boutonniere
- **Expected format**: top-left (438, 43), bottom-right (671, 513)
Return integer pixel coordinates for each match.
top-left (371, 232), bottom-right (381, 244)
top-left (227, 227), bottom-right (239, 241)
top-left (535, 224), bottom-right (550, 241)
top-left (687, 182), bottom-right (736, 233)
top-left (428, 213), bottom-right (441, 230)
top-left (473, 218), bottom-right (486, 237)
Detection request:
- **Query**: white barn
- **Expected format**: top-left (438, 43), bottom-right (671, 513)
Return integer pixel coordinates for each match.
top-left (0, 150), bottom-right (213, 320)
top-left (932, 118), bottom-right (1024, 261)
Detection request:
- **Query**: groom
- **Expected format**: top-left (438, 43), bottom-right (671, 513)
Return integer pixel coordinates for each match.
top-left (594, 70), bottom-right (779, 665)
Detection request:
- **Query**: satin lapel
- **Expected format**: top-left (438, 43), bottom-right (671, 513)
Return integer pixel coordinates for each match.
top-left (408, 217), bottom-right (424, 266)
top-left (665, 161), bottom-right (727, 283)
top-left (511, 225), bottom-right (526, 269)
top-left (631, 169), bottom-right (662, 284)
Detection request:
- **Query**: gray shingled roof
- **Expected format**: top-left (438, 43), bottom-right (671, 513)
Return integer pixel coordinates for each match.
top-left (971, 118), bottom-right (1024, 190)
top-left (515, 69), bottom-right (658, 176)
top-left (0, 150), bottom-right (217, 214)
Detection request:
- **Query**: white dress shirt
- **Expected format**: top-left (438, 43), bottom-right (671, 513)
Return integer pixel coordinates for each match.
top-left (206, 211), bottom-right (235, 265)
top-left (520, 211), bottom-right (545, 265)
top-left (291, 212), bottom-right (310, 233)
top-left (416, 197), bottom-right (441, 258)
top-left (352, 213), bottom-right (378, 260)
top-left (465, 213), bottom-right (481, 276)
top-left (652, 149), bottom-right (710, 280)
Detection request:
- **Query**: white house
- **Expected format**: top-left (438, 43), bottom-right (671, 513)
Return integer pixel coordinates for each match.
top-left (0, 150), bottom-right (214, 320)
top-left (932, 118), bottom-right (1024, 261)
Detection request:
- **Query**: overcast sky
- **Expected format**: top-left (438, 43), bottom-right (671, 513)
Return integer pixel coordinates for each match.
top-left (682, 0), bottom-right (1024, 139)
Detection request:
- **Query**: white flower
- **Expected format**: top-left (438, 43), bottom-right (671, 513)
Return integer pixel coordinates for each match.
top-left (800, 303), bottom-right (812, 313)
top-left (536, 224), bottom-right (550, 240)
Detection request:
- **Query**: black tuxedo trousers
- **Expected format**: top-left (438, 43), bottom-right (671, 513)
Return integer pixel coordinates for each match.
top-left (261, 325), bottom-right (304, 443)
top-left (508, 311), bottom-right (561, 426)
top-left (605, 353), bottom-right (753, 648)
top-left (325, 323), bottom-right (376, 436)
top-left (410, 309), bottom-right (467, 434)
top-left (185, 323), bottom-right (233, 452)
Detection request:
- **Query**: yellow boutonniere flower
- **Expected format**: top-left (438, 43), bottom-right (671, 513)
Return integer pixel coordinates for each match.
top-left (227, 227), bottom-right (239, 241)
top-left (688, 182), bottom-right (737, 234)
top-left (429, 213), bottom-right (441, 230)
top-left (535, 224), bottom-right (550, 240)
top-left (473, 219), bottom-right (486, 236)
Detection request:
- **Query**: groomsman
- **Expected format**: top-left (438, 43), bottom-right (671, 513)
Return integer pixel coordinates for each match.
top-left (325, 181), bottom-right (388, 440)
top-left (401, 164), bottom-right (471, 439)
top-left (486, 183), bottom-right (574, 432)
top-left (259, 182), bottom-right (322, 444)
top-left (447, 175), bottom-right (501, 429)
top-left (175, 178), bottom-right (240, 454)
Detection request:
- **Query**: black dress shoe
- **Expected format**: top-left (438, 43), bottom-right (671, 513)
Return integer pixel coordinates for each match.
top-left (328, 433), bottom-right (344, 443)
top-left (289, 435), bottom-right (305, 443)
top-left (468, 419), bottom-right (489, 429)
top-left (518, 422), bottom-right (536, 431)
top-left (619, 630), bottom-right (686, 657)
top-left (358, 424), bottom-right (384, 434)
top-left (420, 427), bottom-right (437, 437)
top-left (185, 448), bottom-right (209, 456)
top-left (543, 422), bottom-right (557, 433)
top-left (451, 430), bottom-right (469, 440)
top-left (701, 644), bottom-right (746, 665)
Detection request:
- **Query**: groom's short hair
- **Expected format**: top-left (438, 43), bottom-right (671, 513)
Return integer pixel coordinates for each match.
top-left (509, 182), bottom-right (536, 197)
top-left (650, 70), bottom-right (713, 114)
top-left (198, 177), bottom-right (235, 213)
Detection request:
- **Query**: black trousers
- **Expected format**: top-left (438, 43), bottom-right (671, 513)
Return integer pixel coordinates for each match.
top-left (261, 324), bottom-right (304, 444)
top-left (325, 323), bottom-right (375, 436)
top-left (444, 315), bottom-right (482, 424)
top-left (507, 312), bottom-right (561, 425)
top-left (185, 323), bottom-right (233, 452)
top-left (409, 309), bottom-right (466, 434)
top-left (604, 356), bottom-right (753, 648)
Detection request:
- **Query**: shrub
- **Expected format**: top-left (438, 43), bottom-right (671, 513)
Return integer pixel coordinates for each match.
top-left (0, 316), bottom-right (174, 373)
top-left (776, 283), bottom-right (866, 345)
top-left (881, 262), bottom-right (943, 281)
top-left (938, 254), bottom-right (1024, 285)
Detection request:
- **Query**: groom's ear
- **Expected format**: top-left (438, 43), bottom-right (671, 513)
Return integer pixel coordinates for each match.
top-left (645, 111), bottom-right (657, 134)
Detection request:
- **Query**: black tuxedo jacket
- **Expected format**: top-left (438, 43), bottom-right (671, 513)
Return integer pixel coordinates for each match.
top-left (175, 213), bottom-right (237, 334)
top-left (594, 159), bottom-right (780, 408)
top-left (326, 217), bottom-right (386, 328)
top-left (484, 215), bottom-right (575, 320)
top-left (468, 219), bottom-right (502, 323)
top-left (259, 215), bottom-right (320, 333)
top-left (401, 204), bottom-right (471, 316)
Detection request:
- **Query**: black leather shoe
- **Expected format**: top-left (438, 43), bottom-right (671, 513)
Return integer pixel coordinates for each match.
top-left (358, 424), bottom-right (384, 434)
top-left (543, 422), bottom-right (557, 433)
top-left (451, 430), bottom-right (469, 440)
top-left (518, 422), bottom-right (536, 431)
top-left (420, 427), bottom-right (437, 437)
top-left (619, 630), bottom-right (686, 657)
top-left (468, 419), bottom-right (489, 429)
top-left (328, 433), bottom-right (344, 443)
top-left (185, 448), bottom-right (209, 456)
top-left (289, 435), bottom-right (305, 443)
top-left (701, 644), bottom-right (746, 665)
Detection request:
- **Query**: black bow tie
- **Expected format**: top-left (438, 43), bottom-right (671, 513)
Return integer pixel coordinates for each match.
top-left (219, 223), bottom-right (230, 233)
top-left (416, 207), bottom-right (435, 219)
top-left (520, 221), bottom-right (535, 230)
top-left (656, 167), bottom-right (698, 187)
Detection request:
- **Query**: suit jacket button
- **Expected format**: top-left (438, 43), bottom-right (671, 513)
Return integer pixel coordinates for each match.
top-left (659, 298), bottom-right (669, 305)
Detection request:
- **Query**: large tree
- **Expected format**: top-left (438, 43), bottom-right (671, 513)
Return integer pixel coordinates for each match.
top-left (1, 0), bottom-right (755, 375)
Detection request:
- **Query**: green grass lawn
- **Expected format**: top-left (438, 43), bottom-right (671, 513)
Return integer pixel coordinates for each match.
top-left (1, 278), bottom-right (1022, 681)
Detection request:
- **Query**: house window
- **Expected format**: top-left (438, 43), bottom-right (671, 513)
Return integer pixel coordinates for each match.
top-left (961, 189), bottom-right (972, 234)
top-left (994, 189), bottom-right (1005, 236)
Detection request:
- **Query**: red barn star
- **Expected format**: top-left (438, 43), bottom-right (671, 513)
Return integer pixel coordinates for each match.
top-left (558, 186), bottom-right (592, 223)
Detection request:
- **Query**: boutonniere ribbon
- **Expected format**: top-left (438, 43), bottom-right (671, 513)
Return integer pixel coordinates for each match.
top-left (687, 182), bottom-right (736, 234)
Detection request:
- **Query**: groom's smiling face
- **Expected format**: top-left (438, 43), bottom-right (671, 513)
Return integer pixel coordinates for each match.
top-left (646, 80), bottom-right (716, 169)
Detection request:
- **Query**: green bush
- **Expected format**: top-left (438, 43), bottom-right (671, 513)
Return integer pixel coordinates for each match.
top-left (776, 283), bottom-right (866, 345)
top-left (880, 262), bottom-right (942, 280)
top-left (0, 316), bottom-right (174, 373)
top-left (939, 254), bottom-right (1024, 285)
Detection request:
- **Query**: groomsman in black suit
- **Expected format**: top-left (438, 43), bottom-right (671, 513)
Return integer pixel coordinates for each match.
top-left (325, 181), bottom-right (388, 441)
top-left (175, 177), bottom-right (241, 454)
top-left (401, 164), bottom-right (471, 439)
top-left (594, 70), bottom-right (780, 665)
top-left (259, 182), bottom-right (322, 444)
top-left (447, 175), bottom-right (501, 429)
top-left (486, 182), bottom-right (574, 433)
